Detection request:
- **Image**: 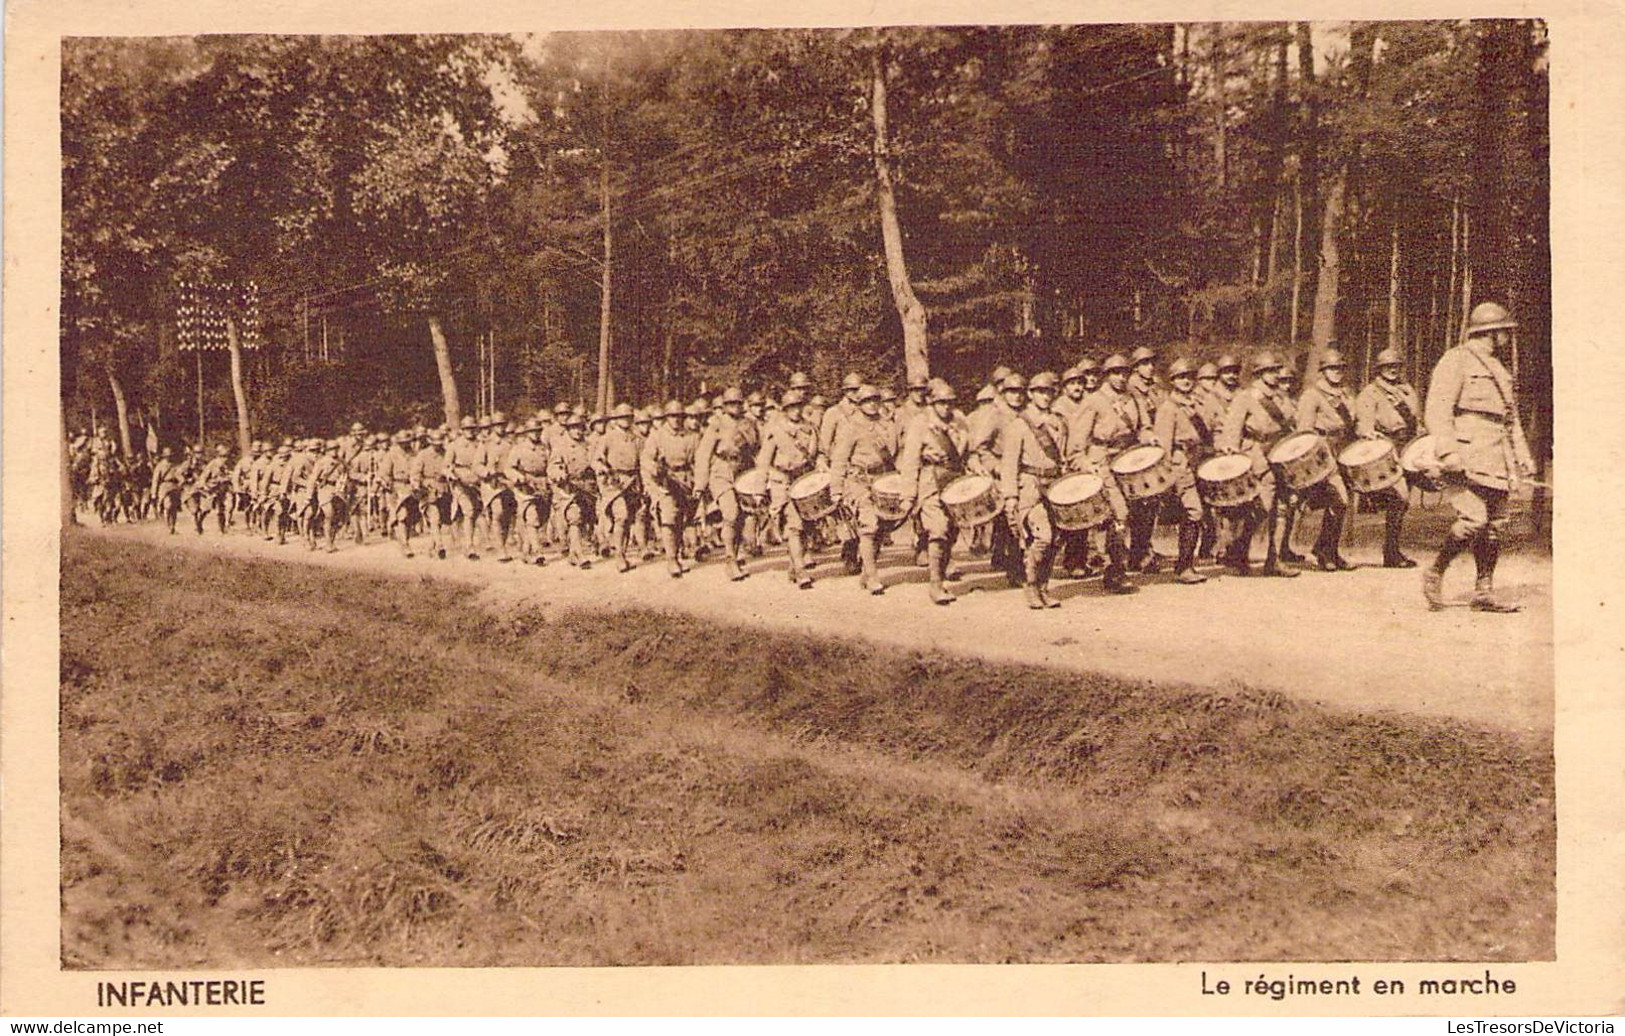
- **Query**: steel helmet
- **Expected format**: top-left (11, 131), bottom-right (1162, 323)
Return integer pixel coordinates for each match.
top-left (928, 378), bottom-right (957, 403)
top-left (1375, 347), bottom-right (1404, 369)
top-left (990, 365), bottom-right (1014, 385)
top-left (1466, 302), bottom-right (1517, 336)
top-left (975, 384), bottom-right (997, 402)
top-left (807, 394), bottom-right (827, 408)
top-left (1078, 356), bottom-right (1101, 373)
top-left (907, 373), bottom-right (929, 391)
top-left (879, 387), bottom-right (897, 403)
top-left (1168, 358), bottom-right (1196, 379)
top-left (1196, 362), bottom-right (1218, 380)
top-left (788, 371), bottom-right (812, 390)
top-left (1130, 346), bottom-right (1157, 366)
top-left (1062, 365), bottom-right (1085, 384)
top-left (611, 402), bottom-right (634, 419)
top-left (1252, 351), bottom-right (1283, 372)
top-left (1216, 353), bottom-right (1241, 373)
top-left (1000, 373), bottom-right (1028, 392)
top-left (781, 388), bottom-right (807, 407)
top-left (841, 372), bottom-right (863, 391)
top-left (1319, 349), bottom-right (1347, 370)
top-left (1028, 371), bottom-right (1060, 391)
top-left (1102, 354), bottom-right (1132, 373)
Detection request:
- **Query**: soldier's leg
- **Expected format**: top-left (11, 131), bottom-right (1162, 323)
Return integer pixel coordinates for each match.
top-left (1259, 475), bottom-right (1296, 576)
top-left (1278, 495), bottom-right (1306, 563)
top-left (324, 499), bottom-right (342, 552)
top-left (1019, 491), bottom-right (1058, 609)
top-left (856, 495), bottom-right (885, 594)
top-left (920, 497), bottom-right (954, 605)
top-left (459, 488), bottom-right (482, 560)
top-left (1469, 488), bottom-right (1518, 612)
top-left (1423, 483), bottom-right (1485, 608)
top-left (1376, 485), bottom-right (1416, 567)
top-left (1174, 478), bottom-right (1207, 584)
top-left (1311, 478), bottom-right (1353, 570)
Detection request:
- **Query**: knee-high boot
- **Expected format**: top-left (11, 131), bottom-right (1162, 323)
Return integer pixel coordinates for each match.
top-left (859, 536), bottom-right (884, 594)
top-left (927, 540), bottom-right (953, 605)
top-left (1175, 521), bottom-right (1206, 583)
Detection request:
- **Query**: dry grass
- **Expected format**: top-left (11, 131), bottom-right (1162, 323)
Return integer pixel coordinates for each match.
top-left (60, 531), bottom-right (1554, 967)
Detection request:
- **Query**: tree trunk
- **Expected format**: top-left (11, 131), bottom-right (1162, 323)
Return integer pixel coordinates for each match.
top-left (1290, 174), bottom-right (1304, 342)
top-left (1307, 169), bottom-right (1346, 374)
top-left (597, 147), bottom-right (614, 412)
top-left (1459, 209), bottom-right (1472, 338)
top-left (1446, 194), bottom-right (1461, 351)
top-left (226, 316), bottom-right (252, 456)
top-left (1295, 22), bottom-right (1319, 288)
top-left (428, 315), bottom-right (461, 428)
top-left (107, 369), bottom-right (133, 456)
top-left (1387, 221), bottom-right (1403, 352)
top-left (1210, 24), bottom-right (1227, 190)
top-left (871, 46), bottom-right (930, 384)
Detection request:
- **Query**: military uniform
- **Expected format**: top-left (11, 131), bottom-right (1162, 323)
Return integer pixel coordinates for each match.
top-left (445, 424), bottom-right (486, 557)
top-left (505, 428), bottom-right (553, 564)
top-left (694, 399), bottom-right (761, 579)
top-left (897, 384), bottom-right (969, 604)
top-left (1421, 303), bottom-right (1534, 611)
top-left (999, 400), bottom-right (1068, 607)
top-left (548, 423), bottom-right (597, 567)
top-left (1354, 357), bottom-right (1423, 568)
top-left (757, 397), bottom-right (819, 587)
top-left (592, 411), bottom-right (645, 571)
top-left (640, 407), bottom-right (700, 576)
top-left (1216, 358), bottom-right (1300, 575)
top-left (830, 393), bottom-right (899, 593)
top-left (1152, 370), bottom-right (1214, 581)
top-left (407, 440), bottom-right (454, 558)
top-left (1290, 367), bottom-right (1355, 569)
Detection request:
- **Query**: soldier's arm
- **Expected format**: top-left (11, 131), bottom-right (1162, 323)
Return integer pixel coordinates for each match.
top-left (1354, 386), bottom-right (1379, 439)
top-left (756, 428), bottom-right (779, 474)
top-left (829, 423), bottom-right (855, 501)
top-left (998, 424), bottom-right (1023, 505)
top-left (897, 418), bottom-right (923, 499)
top-left (693, 427), bottom-right (717, 488)
top-left (1152, 400), bottom-right (1176, 449)
top-left (1423, 352), bottom-right (1463, 463)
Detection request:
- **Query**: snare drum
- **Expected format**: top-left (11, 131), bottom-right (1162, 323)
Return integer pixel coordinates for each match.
top-left (1047, 472), bottom-right (1113, 531)
top-left (733, 467), bottom-right (770, 515)
top-left (871, 473), bottom-right (912, 522)
top-left (1399, 434), bottom-right (1445, 492)
top-left (1337, 437), bottom-right (1403, 494)
top-left (789, 470), bottom-right (838, 522)
top-left (1267, 431), bottom-right (1335, 491)
top-left (1196, 453), bottom-right (1259, 509)
top-left (940, 474), bottom-right (1000, 528)
top-left (1110, 444), bottom-right (1175, 500)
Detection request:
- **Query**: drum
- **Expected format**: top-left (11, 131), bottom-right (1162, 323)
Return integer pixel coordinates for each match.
top-left (733, 467), bottom-right (770, 515)
top-left (1110, 444), bottom-right (1175, 500)
top-left (1046, 472), bottom-right (1113, 531)
top-left (1267, 431), bottom-right (1335, 491)
top-left (940, 474), bottom-right (1000, 528)
top-left (1196, 453), bottom-right (1259, 509)
top-left (1399, 434), bottom-right (1445, 492)
top-left (871, 472), bottom-right (912, 522)
top-left (789, 470), bottom-right (838, 522)
top-left (1337, 437), bottom-right (1403, 494)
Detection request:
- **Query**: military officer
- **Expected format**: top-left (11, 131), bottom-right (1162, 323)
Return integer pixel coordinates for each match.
top-left (1354, 346), bottom-right (1422, 568)
top-left (1216, 351), bottom-right (1300, 577)
top-left (1152, 358), bottom-right (1214, 583)
top-left (898, 378), bottom-right (970, 605)
top-left (1421, 301), bottom-right (1536, 613)
top-left (1000, 371), bottom-right (1069, 609)
top-left (829, 384), bottom-right (900, 595)
top-left (757, 387), bottom-right (820, 588)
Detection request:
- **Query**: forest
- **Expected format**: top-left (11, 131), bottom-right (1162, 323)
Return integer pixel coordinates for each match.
top-left (60, 22), bottom-right (1550, 459)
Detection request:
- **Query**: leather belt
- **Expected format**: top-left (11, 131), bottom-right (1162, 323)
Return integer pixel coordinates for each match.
top-left (1455, 408), bottom-right (1508, 423)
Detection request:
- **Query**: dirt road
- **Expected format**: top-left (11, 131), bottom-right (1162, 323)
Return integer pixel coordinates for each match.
top-left (100, 510), bottom-right (1553, 735)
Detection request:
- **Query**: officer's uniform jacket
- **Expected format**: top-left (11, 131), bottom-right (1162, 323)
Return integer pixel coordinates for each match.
top-left (1355, 378), bottom-right (1424, 442)
top-left (898, 410), bottom-right (968, 502)
top-left (1295, 378), bottom-right (1357, 450)
top-left (1218, 382), bottom-right (1297, 475)
top-left (1423, 341), bottom-right (1533, 492)
top-left (829, 411), bottom-right (898, 502)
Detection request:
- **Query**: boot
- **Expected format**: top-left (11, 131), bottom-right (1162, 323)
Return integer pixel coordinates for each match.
top-left (1278, 504), bottom-right (1306, 563)
top-left (788, 533), bottom-right (813, 589)
top-left (1470, 533), bottom-right (1520, 612)
top-left (661, 528), bottom-right (682, 578)
top-left (1383, 508), bottom-right (1417, 568)
top-left (1022, 550), bottom-right (1047, 609)
top-left (1035, 549), bottom-right (1061, 608)
top-left (841, 538), bottom-right (861, 575)
top-left (1175, 522), bottom-right (1207, 584)
top-left (927, 541), bottom-right (954, 606)
top-left (859, 537), bottom-right (885, 594)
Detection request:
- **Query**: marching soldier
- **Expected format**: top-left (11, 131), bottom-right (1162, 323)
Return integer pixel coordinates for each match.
top-left (1152, 358), bottom-right (1213, 584)
top-left (1078, 356), bottom-right (1103, 395)
top-left (819, 373), bottom-right (863, 463)
top-left (305, 440), bottom-right (352, 553)
top-left (376, 429), bottom-right (419, 557)
top-left (1060, 359), bottom-right (1137, 594)
top-left (148, 447), bottom-right (186, 535)
top-left (192, 444), bottom-right (234, 535)
top-left (641, 400), bottom-right (700, 578)
top-left (505, 418), bottom-right (553, 565)
top-left (1127, 346), bottom-right (1166, 412)
top-left (1000, 371), bottom-right (1068, 609)
top-left (1354, 346), bottom-right (1421, 568)
top-left (408, 428), bottom-right (454, 559)
top-left (1286, 350), bottom-right (1356, 571)
top-left (592, 402), bottom-right (644, 572)
top-left (963, 382), bottom-right (999, 557)
top-left (548, 408), bottom-right (598, 569)
top-left (757, 387), bottom-right (820, 588)
top-left (971, 372), bottom-right (1028, 583)
top-left (1056, 365), bottom-right (1089, 423)
top-left (1193, 359), bottom-right (1228, 560)
top-left (898, 378), bottom-right (969, 605)
top-left (1216, 351), bottom-right (1300, 577)
top-left (694, 388), bottom-right (760, 581)
top-left (1421, 301), bottom-right (1536, 613)
top-left (444, 416), bottom-right (486, 560)
top-left (631, 407), bottom-right (660, 561)
top-left (829, 384), bottom-right (900, 595)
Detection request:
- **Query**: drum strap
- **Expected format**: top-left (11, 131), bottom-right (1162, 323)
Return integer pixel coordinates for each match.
top-left (1381, 383), bottom-right (1420, 441)
top-left (1182, 399), bottom-right (1213, 447)
top-left (931, 425), bottom-right (964, 472)
top-left (1021, 413), bottom-right (1062, 469)
top-left (1331, 395), bottom-right (1355, 434)
top-left (1257, 391), bottom-right (1291, 434)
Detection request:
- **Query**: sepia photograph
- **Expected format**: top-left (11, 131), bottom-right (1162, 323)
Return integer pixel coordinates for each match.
top-left (19, 7), bottom-right (1588, 1002)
